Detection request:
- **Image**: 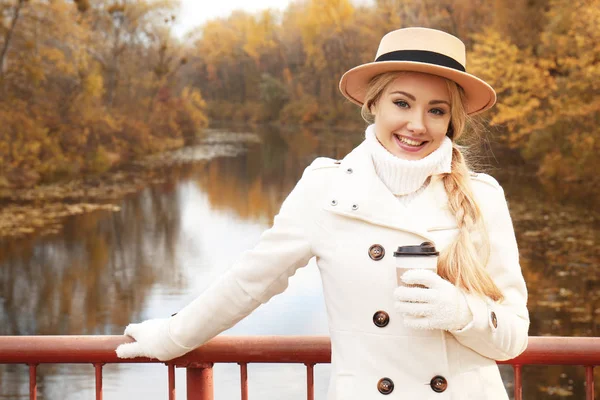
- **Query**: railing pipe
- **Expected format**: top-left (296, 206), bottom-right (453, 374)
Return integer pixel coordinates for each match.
top-left (0, 336), bottom-right (598, 400)
top-left (0, 336), bottom-right (597, 365)
top-left (499, 337), bottom-right (600, 365)
top-left (0, 335), bottom-right (332, 365)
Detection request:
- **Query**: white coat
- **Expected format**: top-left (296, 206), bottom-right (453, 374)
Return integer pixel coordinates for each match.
top-left (168, 140), bottom-right (530, 399)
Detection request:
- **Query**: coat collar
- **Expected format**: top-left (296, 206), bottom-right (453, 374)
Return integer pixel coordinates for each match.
top-left (323, 141), bottom-right (456, 241)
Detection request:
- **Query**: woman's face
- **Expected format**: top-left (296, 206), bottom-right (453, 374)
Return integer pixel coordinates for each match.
top-left (371, 72), bottom-right (452, 160)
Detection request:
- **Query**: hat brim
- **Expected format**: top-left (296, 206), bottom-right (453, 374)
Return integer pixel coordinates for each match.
top-left (339, 61), bottom-right (496, 116)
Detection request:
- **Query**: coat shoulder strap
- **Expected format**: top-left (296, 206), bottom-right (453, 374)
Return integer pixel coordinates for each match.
top-left (308, 157), bottom-right (341, 171)
top-left (469, 172), bottom-right (502, 191)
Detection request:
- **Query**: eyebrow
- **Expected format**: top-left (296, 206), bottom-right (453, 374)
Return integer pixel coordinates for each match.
top-left (390, 91), bottom-right (450, 107)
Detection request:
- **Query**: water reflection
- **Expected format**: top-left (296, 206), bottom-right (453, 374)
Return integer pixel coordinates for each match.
top-left (195, 126), bottom-right (361, 222)
top-left (0, 180), bottom-right (187, 397)
top-left (0, 125), bottom-right (598, 399)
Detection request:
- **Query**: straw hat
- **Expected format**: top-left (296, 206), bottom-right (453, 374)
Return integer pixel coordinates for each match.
top-left (339, 27), bottom-right (496, 115)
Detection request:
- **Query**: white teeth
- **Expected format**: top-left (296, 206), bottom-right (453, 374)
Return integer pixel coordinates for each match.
top-left (396, 135), bottom-right (424, 147)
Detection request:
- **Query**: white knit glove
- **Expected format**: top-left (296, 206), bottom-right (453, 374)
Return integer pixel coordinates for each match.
top-left (115, 318), bottom-right (192, 361)
top-left (393, 269), bottom-right (473, 331)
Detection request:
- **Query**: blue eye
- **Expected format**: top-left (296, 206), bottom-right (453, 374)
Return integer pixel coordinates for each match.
top-left (394, 100), bottom-right (409, 108)
top-left (430, 108), bottom-right (446, 116)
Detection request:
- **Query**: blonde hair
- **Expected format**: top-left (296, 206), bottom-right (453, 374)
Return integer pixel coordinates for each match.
top-left (363, 72), bottom-right (503, 301)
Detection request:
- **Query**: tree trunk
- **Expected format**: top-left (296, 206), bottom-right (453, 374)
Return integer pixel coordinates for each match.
top-left (0, 0), bottom-right (27, 85)
top-left (106, 18), bottom-right (123, 108)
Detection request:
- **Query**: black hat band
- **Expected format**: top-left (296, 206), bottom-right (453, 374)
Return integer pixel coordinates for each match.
top-left (375, 50), bottom-right (465, 72)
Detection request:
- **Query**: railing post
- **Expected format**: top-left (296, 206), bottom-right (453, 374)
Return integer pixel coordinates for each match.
top-left (585, 366), bottom-right (594, 400)
top-left (168, 364), bottom-right (176, 400)
top-left (93, 363), bottom-right (104, 400)
top-left (305, 363), bottom-right (315, 400)
top-left (186, 362), bottom-right (214, 400)
top-left (239, 363), bottom-right (248, 400)
top-left (28, 364), bottom-right (37, 400)
top-left (513, 364), bottom-right (522, 400)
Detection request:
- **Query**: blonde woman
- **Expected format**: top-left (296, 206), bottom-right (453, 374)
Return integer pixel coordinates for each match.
top-left (117, 27), bottom-right (529, 399)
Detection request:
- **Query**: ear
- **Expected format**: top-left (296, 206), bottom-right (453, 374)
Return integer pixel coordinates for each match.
top-left (368, 100), bottom-right (377, 115)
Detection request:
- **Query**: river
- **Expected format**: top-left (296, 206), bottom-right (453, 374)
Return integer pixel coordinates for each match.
top-left (0, 125), bottom-right (598, 399)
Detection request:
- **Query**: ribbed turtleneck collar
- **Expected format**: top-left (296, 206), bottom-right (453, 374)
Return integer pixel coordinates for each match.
top-left (364, 124), bottom-right (453, 196)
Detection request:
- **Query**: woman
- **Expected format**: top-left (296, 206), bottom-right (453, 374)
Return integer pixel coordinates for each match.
top-left (117, 27), bottom-right (529, 399)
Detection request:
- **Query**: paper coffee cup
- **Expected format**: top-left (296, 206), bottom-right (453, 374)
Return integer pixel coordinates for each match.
top-left (393, 242), bottom-right (439, 287)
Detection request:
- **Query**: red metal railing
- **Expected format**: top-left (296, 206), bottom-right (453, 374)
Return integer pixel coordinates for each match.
top-left (0, 336), bottom-right (598, 400)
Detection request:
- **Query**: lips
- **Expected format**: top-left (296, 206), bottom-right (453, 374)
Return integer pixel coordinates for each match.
top-left (393, 134), bottom-right (428, 152)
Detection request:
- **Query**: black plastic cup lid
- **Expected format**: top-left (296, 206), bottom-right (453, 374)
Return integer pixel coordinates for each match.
top-left (393, 242), bottom-right (439, 257)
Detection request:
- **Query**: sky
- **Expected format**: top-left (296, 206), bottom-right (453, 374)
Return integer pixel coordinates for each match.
top-left (173, 0), bottom-right (294, 38)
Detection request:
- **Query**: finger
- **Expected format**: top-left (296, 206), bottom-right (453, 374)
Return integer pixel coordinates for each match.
top-left (402, 315), bottom-right (434, 330)
top-left (116, 342), bottom-right (145, 359)
top-left (394, 300), bottom-right (434, 317)
top-left (400, 269), bottom-right (440, 287)
top-left (394, 286), bottom-right (437, 303)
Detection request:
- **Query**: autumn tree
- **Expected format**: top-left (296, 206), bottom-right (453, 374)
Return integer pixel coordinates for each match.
top-left (469, 0), bottom-right (600, 200)
top-left (0, 0), bottom-right (208, 186)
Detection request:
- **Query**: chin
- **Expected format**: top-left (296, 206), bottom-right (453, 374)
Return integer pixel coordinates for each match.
top-left (392, 146), bottom-right (432, 161)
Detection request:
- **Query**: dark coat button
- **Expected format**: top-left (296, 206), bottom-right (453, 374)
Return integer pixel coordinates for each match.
top-left (430, 375), bottom-right (448, 393)
top-left (491, 311), bottom-right (498, 328)
top-left (373, 311), bottom-right (390, 327)
top-left (377, 377), bottom-right (394, 394)
top-left (368, 244), bottom-right (385, 261)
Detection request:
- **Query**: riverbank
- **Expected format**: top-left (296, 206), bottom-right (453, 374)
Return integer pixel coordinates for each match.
top-left (0, 130), bottom-right (260, 239)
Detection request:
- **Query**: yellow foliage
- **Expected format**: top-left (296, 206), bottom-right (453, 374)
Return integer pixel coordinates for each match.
top-left (469, 29), bottom-right (555, 145)
top-left (243, 10), bottom-right (280, 64)
top-left (466, 0), bottom-right (600, 197)
top-left (298, 0), bottom-right (355, 71)
top-left (0, 0), bottom-right (208, 187)
top-left (180, 87), bottom-right (209, 130)
top-left (40, 48), bottom-right (75, 75)
top-left (83, 71), bottom-right (105, 100)
top-left (198, 19), bottom-right (245, 66)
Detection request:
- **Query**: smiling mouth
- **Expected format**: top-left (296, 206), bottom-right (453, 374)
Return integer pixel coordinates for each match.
top-left (394, 134), bottom-right (427, 147)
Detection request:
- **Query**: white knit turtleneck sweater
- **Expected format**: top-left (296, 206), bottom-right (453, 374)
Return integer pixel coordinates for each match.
top-left (364, 124), bottom-right (453, 205)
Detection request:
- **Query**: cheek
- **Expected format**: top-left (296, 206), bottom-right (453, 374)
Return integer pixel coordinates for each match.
top-left (377, 112), bottom-right (405, 134)
top-left (429, 118), bottom-right (451, 139)
top-left (373, 117), bottom-right (395, 140)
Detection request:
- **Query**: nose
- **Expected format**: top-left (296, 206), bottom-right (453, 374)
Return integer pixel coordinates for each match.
top-left (406, 111), bottom-right (426, 134)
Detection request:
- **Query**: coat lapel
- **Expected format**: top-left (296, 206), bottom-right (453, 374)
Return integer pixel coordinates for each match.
top-left (323, 141), bottom-right (452, 242)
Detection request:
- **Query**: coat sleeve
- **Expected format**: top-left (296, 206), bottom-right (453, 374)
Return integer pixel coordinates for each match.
top-left (449, 175), bottom-right (530, 361)
top-left (165, 162), bottom-right (324, 351)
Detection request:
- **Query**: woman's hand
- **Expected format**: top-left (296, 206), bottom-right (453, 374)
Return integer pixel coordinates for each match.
top-left (115, 318), bottom-right (192, 361)
top-left (393, 269), bottom-right (473, 331)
